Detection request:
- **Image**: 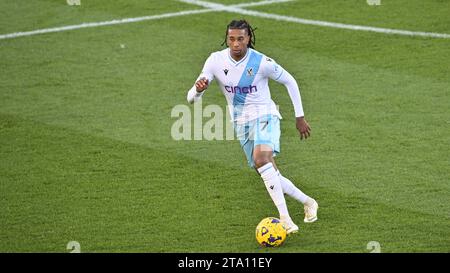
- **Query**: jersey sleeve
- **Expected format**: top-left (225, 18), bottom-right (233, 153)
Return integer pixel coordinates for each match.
top-left (197, 53), bottom-right (216, 83)
top-left (260, 56), bottom-right (285, 81)
top-left (262, 55), bottom-right (305, 118)
top-left (187, 53), bottom-right (216, 104)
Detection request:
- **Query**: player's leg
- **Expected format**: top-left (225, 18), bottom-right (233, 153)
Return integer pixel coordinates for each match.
top-left (253, 144), bottom-right (287, 219)
top-left (277, 167), bottom-right (319, 222)
top-left (269, 157), bottom-right (319, 223)
top-left (253, 145), bottom-right (298, 234)
top-left (279, 173), bottom-right (318, 223)
top-left (269, 157), bottom-right (306, 202)
top-left (252, 115), bottom-right (299, 234)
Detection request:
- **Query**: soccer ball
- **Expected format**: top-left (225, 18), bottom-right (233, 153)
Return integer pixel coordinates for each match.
top-left (255, 217), bottom-right (287, 247)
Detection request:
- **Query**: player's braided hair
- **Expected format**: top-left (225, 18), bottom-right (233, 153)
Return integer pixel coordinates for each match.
top-left (222, 19), bottom-right (256, 49)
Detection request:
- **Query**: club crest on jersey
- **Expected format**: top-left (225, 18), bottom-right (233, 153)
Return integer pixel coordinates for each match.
top-left (246, 67), bottom-right (254, 76)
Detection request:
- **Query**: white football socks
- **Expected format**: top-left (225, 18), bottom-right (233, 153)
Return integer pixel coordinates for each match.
top-left (257, 163), bottom-right (290, 218)
top-left (277, 170), bottom-right (310, 204)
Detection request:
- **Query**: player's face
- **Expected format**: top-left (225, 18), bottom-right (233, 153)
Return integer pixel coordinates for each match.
top-left (227, 29), bottom-right (250, 60)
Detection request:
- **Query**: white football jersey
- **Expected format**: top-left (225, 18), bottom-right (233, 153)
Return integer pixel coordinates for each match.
top-left (197, 48), bottom-right (286, 124)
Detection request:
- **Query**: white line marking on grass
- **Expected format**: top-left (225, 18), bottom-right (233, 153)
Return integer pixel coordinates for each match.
top-left (234, 0), bottom-right (294, 8)
top-left (180, 0), bottom-right (293, 9)
top-left (0, 9), bottom-right (212, 40)
top-left (1, 0), bottom-right (449, 40)
top-left (179, 0), bottom-right (450, 39)
top-left (0, 0), bottom-right (293, 40)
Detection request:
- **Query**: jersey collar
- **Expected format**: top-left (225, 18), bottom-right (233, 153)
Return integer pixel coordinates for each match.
top-left (228, 48), bottom-right (251, 66)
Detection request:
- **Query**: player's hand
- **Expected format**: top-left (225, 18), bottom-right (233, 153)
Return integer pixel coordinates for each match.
top-left (195, 78), bottom-right (209, 93)
top-left (296, 117), bottom-right (311, 140)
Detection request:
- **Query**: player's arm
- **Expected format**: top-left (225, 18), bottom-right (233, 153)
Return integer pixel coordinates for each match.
top-left (277, 71), bottom-right (311, 140)
top-left (187, 55), bottom-right (215, 104)
top-left (265, 59), bottom-right (311, 140)
top-left (187, 78), bottom-right (209, 103)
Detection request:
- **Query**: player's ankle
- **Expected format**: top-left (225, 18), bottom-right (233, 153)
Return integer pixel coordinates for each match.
top-left (305, 197), bottom-right (315, 206)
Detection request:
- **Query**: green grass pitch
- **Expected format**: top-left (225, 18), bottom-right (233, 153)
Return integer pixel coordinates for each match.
top-left (0, 0), bottom-right (449, 252)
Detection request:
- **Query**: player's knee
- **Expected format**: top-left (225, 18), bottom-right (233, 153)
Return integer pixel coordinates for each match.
top-left (254, 156), bottom-right (271, 169)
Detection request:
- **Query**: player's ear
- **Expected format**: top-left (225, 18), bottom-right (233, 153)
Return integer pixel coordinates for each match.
top-left (245, 31), bottom-right (251, 41)
top-left (245, 35), bottom-right (251, 46)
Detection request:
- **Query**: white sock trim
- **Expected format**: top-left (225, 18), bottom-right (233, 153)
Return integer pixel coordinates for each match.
top-left (257, 162), bottom-right (273, 175)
